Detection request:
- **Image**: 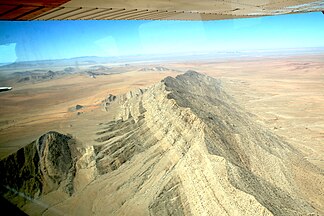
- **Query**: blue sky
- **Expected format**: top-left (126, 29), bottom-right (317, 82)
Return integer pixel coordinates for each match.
top-left (0, 12), bottom-right (323, 63)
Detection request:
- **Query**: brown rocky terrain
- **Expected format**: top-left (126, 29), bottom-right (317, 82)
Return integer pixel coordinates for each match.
top-left (0, 132), bottom-right (77, 207)
top-left (1, 71), bottom-right (323, 215)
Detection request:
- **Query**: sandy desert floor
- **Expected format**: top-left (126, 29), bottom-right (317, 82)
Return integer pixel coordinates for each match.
top-left (186, 54), bottom-right (324, 170)
top-left (0, 54), bottom-right (323, 170)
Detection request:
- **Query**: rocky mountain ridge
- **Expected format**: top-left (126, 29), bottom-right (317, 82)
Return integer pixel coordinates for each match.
top-left (0, 71), bottom-right (323, 215)
top-left (97, 70), bottom-right (323, 215)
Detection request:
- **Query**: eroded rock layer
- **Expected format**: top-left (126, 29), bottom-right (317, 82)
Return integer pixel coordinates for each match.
top-left (95, 71), bottom-right (323, 215)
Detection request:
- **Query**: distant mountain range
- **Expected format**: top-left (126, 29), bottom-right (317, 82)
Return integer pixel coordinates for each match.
top-left (1, 47), bottom-right (323, 72)
top-left (0, 64), bottom-right (126, 85)
top-left (139, 66), bottom-right (180, 72)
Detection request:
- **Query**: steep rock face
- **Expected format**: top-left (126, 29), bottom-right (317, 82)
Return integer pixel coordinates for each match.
top-left (0, 132), bottom-right (76, 206)
top-left (161, 71), bottom-right (319, 215)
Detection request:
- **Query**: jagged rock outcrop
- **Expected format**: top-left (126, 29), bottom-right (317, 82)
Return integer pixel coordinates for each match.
top-left (0, 132), bottom-right (77, 207)
top-left (102, 94), bottom-right (117, 111)
top-left (102, 89), bottom-right (146, 119)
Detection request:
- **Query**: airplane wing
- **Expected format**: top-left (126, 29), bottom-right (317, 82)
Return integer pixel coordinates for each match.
top-left (0, 0), bottom-right (323, 21)
top-left (0, 87), bottom-right (12, 92)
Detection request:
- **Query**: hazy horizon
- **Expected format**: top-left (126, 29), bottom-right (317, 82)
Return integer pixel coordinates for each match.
top-left (1, 12), bottom-right (324, 64)
top-left (1, 46), bottom-right (324, 66)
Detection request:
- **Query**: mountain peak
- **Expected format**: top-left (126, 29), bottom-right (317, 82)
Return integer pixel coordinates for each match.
top-left (95, 71), bottom-right (320, 215)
